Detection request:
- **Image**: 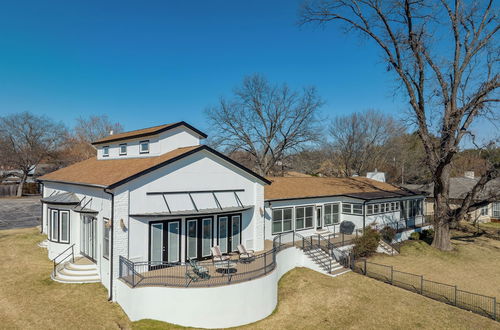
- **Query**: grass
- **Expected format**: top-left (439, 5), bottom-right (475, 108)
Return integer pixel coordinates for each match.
top-left (480, 222), bottom-right (500, 229)
top-left (370, 231), bottom-right (500, 298)
top-left (2, 227), bottom-right (499, 329)
top-left (0, 227), bottom-right (130, 329)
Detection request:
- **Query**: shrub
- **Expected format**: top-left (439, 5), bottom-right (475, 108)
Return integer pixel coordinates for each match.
top-left (380, 226), bottom-right (397, 242)
top-left (353, 227), bottom-right (381, 258)
top-left (409, 232), bottom-right (420, 240)
top-left (420, 228), bottom-right (434, 240)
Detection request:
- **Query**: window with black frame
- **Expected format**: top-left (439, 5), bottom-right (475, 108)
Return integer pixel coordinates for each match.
top-left (272, 208), bottom-right (293, 234)
top-left (324, 203), bottom-right (339, 225)
top-left (295, 205), bottom-right (314, 230)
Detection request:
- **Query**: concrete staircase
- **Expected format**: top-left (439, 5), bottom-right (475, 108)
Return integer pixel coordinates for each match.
top-left (378, 240), bottom-right (399, 255)
top-left (52, 257), bottom-right (100, 283)
top-left (302, 246), bottom-right (350, 277)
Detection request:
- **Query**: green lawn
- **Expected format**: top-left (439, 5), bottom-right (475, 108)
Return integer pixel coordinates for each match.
top-left (1, 227), bottom-right (499, 329)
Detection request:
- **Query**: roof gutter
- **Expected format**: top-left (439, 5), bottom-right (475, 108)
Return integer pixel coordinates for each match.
top-left (37, 179), bottom-right (107, 189)
top-left (40, 182), bottom-right (44, 234)
top-left (104, 189), bottom-right (114, 301)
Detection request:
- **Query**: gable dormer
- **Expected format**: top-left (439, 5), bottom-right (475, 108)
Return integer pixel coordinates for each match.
top-left (92, 122), bottom-right (207, 160)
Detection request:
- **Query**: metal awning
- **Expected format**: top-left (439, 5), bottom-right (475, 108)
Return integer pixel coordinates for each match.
top-left (130, 205), bottom-right (252, 217)
top-left (41, 193), bottom-right (98, 213)
top-left (41, 192), bottom-right (80, 205)
top-left (146, 189), bottom-right (247, 215)
top-left (73, 206), bottom-right (99, 214)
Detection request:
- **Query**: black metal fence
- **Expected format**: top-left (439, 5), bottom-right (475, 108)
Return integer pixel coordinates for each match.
top-left (353, 259), bottom-right (499, 321)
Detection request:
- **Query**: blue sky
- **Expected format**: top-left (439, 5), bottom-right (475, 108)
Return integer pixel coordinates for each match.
top-left (0, 0), bottom-right (494, 144)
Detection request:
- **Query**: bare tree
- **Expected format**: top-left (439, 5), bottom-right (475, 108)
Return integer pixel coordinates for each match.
top-left (0, 112), bottom-right (67, 196)
top-left (329, 110), bottom-right (405, 176)
top-left (206, 74), bottom-right (323, 176)
top-left (60, 115), bottom-right (124, 163)
top-left (301, 0), bottom-right (499, 250)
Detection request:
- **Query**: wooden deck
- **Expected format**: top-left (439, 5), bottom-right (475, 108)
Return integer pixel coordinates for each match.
top-left (121, 242), bottom-right (284, 288)
top-left (120, 232), bottom-right (356, 288)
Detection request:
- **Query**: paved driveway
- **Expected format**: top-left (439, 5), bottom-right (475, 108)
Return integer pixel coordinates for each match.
top-left (0, 197), bottom-right (41, 230)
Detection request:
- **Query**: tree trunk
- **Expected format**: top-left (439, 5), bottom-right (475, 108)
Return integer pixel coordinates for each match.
top-left (16, 173), bottom-right (27, 197)
top-left (431, 165), bottom-right (453, 251)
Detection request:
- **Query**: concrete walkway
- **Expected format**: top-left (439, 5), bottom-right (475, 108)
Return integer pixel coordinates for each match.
top-left (0, 196), bottom-right (41, 230)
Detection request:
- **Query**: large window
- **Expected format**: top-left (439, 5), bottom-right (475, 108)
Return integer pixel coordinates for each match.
top-left (103, 218), bottom-right (110, 259)
top-left (324, 203), bottom-right (339, 225)
top-left (342, 203), bottom-right (363, 215)
top-left (480, 205), bottom-right (489, 216)
top-left (295, 206), bottom-right (314, 230)
top-left (49, 209), bottom-right (70, 243)
top-left (400, 199), bottom-right (423, 219)
top-left (272, 208), bottom-right (293, 234)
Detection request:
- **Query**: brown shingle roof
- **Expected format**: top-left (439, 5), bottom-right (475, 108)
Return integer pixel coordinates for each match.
top-left (91, 121), bottom-right (207, 145)
top-left (39, 146), bottom-right (202, 188)
top-left (264, 176), bottom-right (416, 201)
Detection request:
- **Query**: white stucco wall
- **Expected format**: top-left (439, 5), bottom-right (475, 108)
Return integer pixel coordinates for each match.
top-left (118, 150), bottom-right (265, 265)
top-left (42, 182), bottom-right (112, 290)
top-left (96, 126), bottom-right (202, 160)
top-left (115, 246), bottom-right (312, 329)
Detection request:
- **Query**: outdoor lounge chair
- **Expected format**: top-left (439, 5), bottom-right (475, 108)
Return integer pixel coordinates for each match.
top-left (211, 246), bottom-right (230, 262)
top-left (237, 244), bottom-right (255, 262)
top-left (185, 258), bottom-right (210, 286)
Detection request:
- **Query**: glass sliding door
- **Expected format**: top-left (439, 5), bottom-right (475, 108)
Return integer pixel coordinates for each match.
top-left (81, 215), bottom-right (97, 261)
top-left (218, 216), bottom-right (229, 253)
top-left (149, 220), bottom-right (181, 266)
top-left (201, 218), bottom-right (213, 258)
top-left (231, 215), bottom-right (241, 252)
top-left (150, 223), bottom-right (163, 265)
top-left (167, 221), bottom-right (180, 263)
top-left (186, 219), bottom-right (198, 260)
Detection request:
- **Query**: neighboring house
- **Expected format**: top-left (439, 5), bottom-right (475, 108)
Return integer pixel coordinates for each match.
top-left (403, 173), bottom-right (500, 223)
top-left (38, 121), bottom-right (427, 328)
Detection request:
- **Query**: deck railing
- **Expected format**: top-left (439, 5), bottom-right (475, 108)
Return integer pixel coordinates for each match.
top-left (51, 244), bottom-right (74, 278)
top-left (119, 232), bottom-right (301, 288)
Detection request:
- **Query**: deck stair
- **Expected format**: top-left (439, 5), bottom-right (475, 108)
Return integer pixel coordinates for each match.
top-left (294, 233), bottom-right (351, 277)
top-left (302, 245), bottom-right (349, 276)
top-left (378, 240), bottom-right (399, 255)
top-left (52, 257), bottom-right (100, 283)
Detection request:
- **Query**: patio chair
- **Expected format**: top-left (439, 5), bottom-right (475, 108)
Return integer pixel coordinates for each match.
top-left (237, 244), bottom-right (255, 262)
top-left (211, 246), bottom-right (230, 262)
top-left (185, 258), bottom-right (210, 286)
top-left (188, 258), bottom-right (210, 279)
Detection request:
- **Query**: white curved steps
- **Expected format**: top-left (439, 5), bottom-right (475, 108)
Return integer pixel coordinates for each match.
top-left (52, 258), bottom-right (100, 283)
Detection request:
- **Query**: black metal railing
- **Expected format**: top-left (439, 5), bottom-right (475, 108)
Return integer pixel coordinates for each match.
top-left (52, 244), bottom-right (74, 278)
top-left (119, 233), bottom-right (299, 288)
top-left (353, 259), bottom-right (499, 321)
top-left (294, 233), bottom-right (332, 273)
top-left (119, 231), bottom-right (353, 288)
top-left (317, 234), bottom-right (352, 269)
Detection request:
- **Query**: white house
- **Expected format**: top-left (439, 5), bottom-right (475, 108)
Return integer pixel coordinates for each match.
top-left (38, 121), bottom-right (427, 328)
